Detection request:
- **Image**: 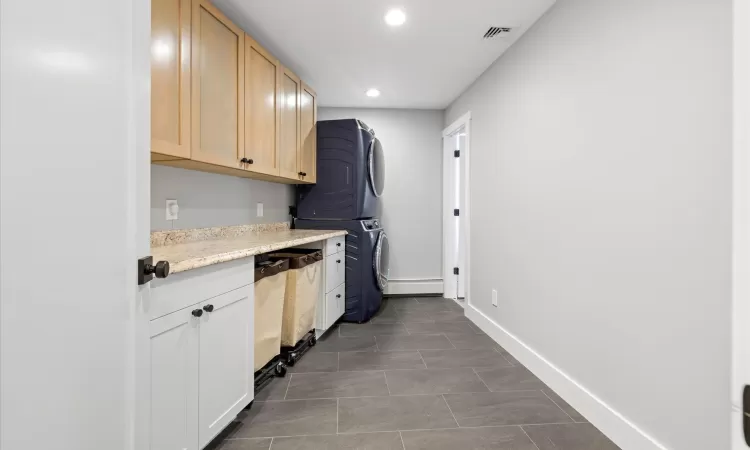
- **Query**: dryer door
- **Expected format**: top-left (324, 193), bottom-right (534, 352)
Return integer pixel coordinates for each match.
top-left (373, 231), bottom-right (390, 291)
top-left (367, 138), bottom-right (385, 198)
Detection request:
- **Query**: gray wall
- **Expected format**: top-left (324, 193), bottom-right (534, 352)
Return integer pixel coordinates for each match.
top-left (445, 0), bottom-right (732, 449)
top-left (151, 165), bottom-right (294, 230)
top-left (319, 108), bottom-right (444, 288)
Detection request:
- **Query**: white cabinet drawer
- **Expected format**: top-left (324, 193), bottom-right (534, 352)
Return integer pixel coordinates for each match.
top-left (326, 283), bottom-right (345, 329)
top-left (325, 253), bottom-right (345, 293)
top-left (325, 236), bottom-right (345, 256)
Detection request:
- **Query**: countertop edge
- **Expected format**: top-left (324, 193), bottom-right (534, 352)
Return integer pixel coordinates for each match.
top-left (167, 230), bottom-right (348, 274)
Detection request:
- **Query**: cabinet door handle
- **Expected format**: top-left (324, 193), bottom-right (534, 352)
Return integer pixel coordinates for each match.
top-left (240, 158), bottom-right (248, 164)
top-left (191, 309), bottom-right (203, 318)
top-left (203, 304), bottom-right (214, 313)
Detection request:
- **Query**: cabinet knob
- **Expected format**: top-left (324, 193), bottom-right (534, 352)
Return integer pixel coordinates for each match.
top-left (336, 294), bottom-right (341, 298)
top-left (336, 259), bottom-right (341, 264)
top-left (203, 304), bottom-right (214, 313)
top-left (191, 309), bottom-right (203, 318)
top-left (298, 172), bottom-right (306, 177)
top-left (240, 158), bottom-right (248, 164)
top-left (336, 243), bottom-right (341, 247)
top-left (247, 159), bottom-right (253, 164)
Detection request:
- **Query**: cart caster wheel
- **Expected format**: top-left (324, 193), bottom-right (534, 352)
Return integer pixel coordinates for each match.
top-left (310, 336), bottom-right (317, 346)
top-left (275, 363), bottom-right (287, 377)
top-left (287, 353), bottom-right (297, 366)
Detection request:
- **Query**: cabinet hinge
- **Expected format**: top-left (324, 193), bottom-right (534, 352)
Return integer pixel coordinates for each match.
top-left (454, 209), bottom-right (460, 216)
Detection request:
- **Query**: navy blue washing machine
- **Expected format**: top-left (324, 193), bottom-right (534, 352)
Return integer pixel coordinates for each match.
top-left (295, 218), bottom-right (389, 323)
top-left (296, 119), bottom-right (385, 220)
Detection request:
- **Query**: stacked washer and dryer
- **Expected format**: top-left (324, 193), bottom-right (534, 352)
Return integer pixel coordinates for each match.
top-left (295, 119), bottom-right (389, 323)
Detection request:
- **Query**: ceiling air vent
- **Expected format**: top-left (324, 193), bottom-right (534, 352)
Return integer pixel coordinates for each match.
top-left (483, 26), bottom-right (513, 39)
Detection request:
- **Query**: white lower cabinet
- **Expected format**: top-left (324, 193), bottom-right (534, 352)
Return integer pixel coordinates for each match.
top-left (147, 258), bottom-right (255, 450)
top-left (149, 306), bottom-right (200, 450)
top-left (198, 287), bottom-right (254, 448)
top-left (317, 237), bottom-right (347, 334)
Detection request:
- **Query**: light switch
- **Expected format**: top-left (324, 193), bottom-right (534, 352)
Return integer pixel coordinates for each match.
top-left (166, 199), bottom-right (179, 220)
top-left (256, 202), bottom-right (264, 217)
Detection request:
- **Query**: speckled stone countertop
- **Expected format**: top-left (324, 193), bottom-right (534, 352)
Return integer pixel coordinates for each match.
top-left (151, 223), bottom-right (347, 274)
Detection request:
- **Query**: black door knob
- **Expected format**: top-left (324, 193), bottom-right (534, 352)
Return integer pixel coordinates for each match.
top-left (144, 260), bottom-right (170, 279)
top-left (191, 309), bottom-right (203, 318)
top-left (203, 304), bottom-right (214, 313)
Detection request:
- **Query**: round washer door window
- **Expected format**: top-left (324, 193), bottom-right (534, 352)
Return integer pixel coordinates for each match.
top-left (367, 138), bottom-right (385, 198)
top-left (373, 231), bottom-right (390, 291)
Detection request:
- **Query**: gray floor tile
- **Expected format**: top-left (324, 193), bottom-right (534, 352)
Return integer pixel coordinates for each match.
top-left (497, 349), bottom-right (520, 366)
top-left (285, 371), bottom-right (389, 399)
top-left (542, 389), bottom-right (588, 422)
top-left (394, 309), bottom-right (434, 323)
top-left (209, 438), bottom-right (272, 450)
top-left (474, 366), bottom-right (546, 392)
top-left (270, 432), bottom-right (404, 450)
top-left (404, 321), bottom-right (476, 335)
top-left (444, 333), bottom-right (502, 350)
top-left (522, 423), bottom-right (620, 450)
top-left (314, 334), bottom-right (378, 353)
top-left (338, 395), bottom-right (458, 433)
top-left (401, 426), bottom-right (538, 450)
top-left (254, 377), bottom-right (290, 402)
top-left (427, 310), bottom-right (469, 322)
top-left (234, 399), bottom-right (337, 438)
top-left (443, 391), bottom-right (573, 427)
top-left (339, 323), bottom-right (409, 337)
top-left (419, 348), bottom-right (512, 369)
top-left (393, 302), bottom-right (451, 313)
top-left (288, 351), bottom-right (338, 373)
top-left (376, 334), bottom-right (454, 351)
top-left (414, 296), bottom-right (444, 303)
top-left (415, 298), bottom-right (462, 310)
top-left (384, 297), bottom-right (419, 305)
top-left (339, 351), bottom-right (426, 371)
top-left (384, 368), bottom-right (489, 395)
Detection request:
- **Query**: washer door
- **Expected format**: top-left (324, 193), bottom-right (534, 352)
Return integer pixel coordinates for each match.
top-left (367, 138), bottom-right (385, 198)
top-left (373, 231), bottom-right (390, 291)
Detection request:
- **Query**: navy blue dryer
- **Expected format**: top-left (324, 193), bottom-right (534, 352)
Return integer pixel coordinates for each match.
top-left (295, 218), bottom-right (389, 323)
top-left (296, 119), bottom-right (385, 220)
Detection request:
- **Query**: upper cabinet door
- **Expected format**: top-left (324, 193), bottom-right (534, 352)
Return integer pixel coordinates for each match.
top-left (151, 0), bottom-right (191, 159)
top-left (299, 83), bottom-right (317, 183)
top-left (191, 0), bottom-right (244, 168)
top-left (244, 36), bottom-right (280, 176)
top-left (278, 67), bottom-right (300, 180)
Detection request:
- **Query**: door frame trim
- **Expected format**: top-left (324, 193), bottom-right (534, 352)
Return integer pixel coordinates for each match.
top-left (442, 111), bottom-right (471, 302)
top-left (732, 0), bottom-right (750, 448)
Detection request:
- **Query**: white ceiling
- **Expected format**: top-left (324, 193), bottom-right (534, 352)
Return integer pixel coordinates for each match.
top-left (213, 0), bottom-right (556, 109)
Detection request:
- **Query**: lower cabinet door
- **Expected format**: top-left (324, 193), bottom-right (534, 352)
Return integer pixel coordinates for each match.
top-left (198, 285), bottom-right (254, 448)
top-left (326, 283), bottom-right (346, 330)
top-left (150, 306), bottom-right (200, 450)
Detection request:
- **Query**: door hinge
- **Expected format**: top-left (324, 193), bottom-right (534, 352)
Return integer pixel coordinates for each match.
top-left (453, 267), bottom-right (459, 275)
top-left (454, 209), bottom-right (460, 216)
top-left (744, 385), bottom-right (750, 445)
top-left (454, 150), bottom-right (460, 157)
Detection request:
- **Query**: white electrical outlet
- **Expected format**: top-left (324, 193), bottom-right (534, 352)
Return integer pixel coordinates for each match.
top-left (492, 289), bottom-right (498, 307)
top-left (166, 199), bottom-right (179, 220)
top-left (256, 202), bottom-right (264, 217)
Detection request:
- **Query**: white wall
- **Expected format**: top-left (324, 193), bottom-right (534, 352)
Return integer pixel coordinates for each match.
top-left (445, 0), bottom-right (732, 449)
top-left (151, 165), bottom-right (294, 231)
top-left (318, 108), bottom-right (444, 293)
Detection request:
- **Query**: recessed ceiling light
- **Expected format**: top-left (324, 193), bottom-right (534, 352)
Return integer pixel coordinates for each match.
top-left (384, 8), bottom-right (406, 27)
top-left (366, 88), bottom-right (381, 98)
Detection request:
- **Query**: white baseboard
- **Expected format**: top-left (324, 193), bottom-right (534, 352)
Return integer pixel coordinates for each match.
top-left (385, 278), bottom-right (443, 296)
top-left (465, 303), bottom-right (667, 450)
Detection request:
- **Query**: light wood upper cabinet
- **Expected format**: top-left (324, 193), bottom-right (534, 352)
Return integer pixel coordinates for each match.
top-left (299, 83), bottom-right (317, 184)
top-left (244, 36), bottom-right (280, 176)
top-left (151, 0), bottom-right (191, 159)
top-left (278, 67), bottom-right (301, 180)
top-left (191, 0), bottom-right (244, 169)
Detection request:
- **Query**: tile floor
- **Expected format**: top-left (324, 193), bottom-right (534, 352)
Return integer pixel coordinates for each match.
top-left (208, 297), bottom-right (621, 450)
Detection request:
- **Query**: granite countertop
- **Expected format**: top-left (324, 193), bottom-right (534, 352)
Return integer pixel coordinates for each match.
top-left (151, 223), bottom-right (347, 274)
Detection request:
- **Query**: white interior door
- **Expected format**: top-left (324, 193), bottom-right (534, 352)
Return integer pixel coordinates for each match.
top-left (199, 286), bottom-right (254, 448)
top-left (733, 0), bottom-right (750, 447)
top-left (0, 1), bottom-right (151, 449)
top-left (442, 117), bottom-right (469, 301)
